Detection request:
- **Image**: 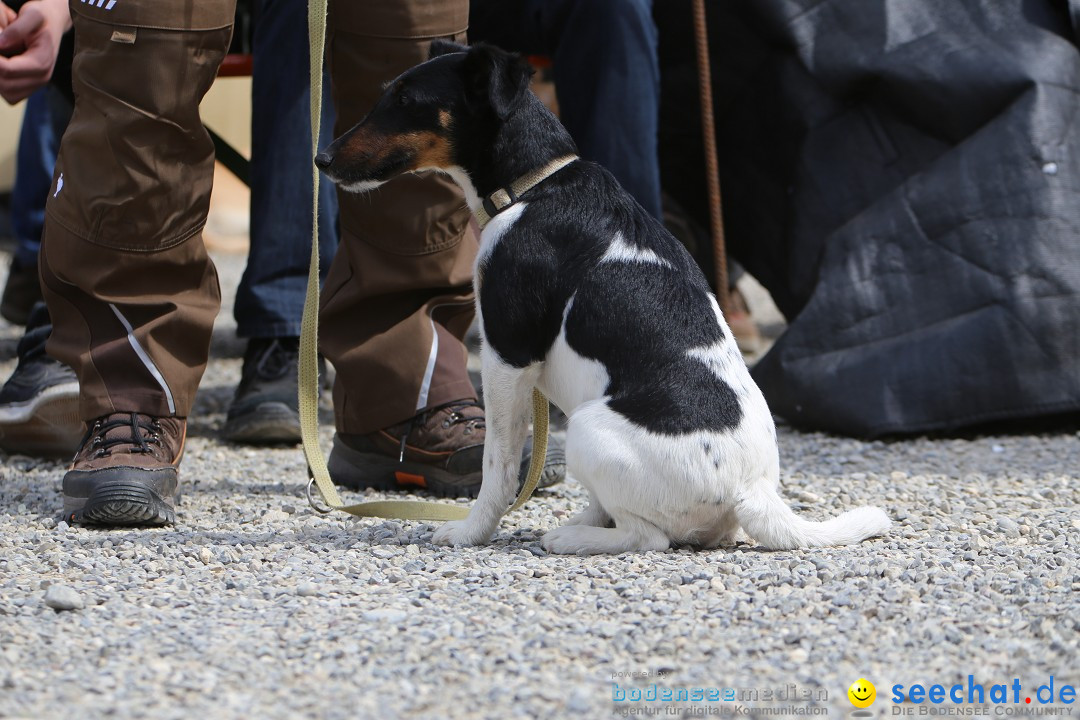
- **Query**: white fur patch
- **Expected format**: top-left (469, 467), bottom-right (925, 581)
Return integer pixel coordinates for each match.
top-left (600, 232), bottom-right (672, 268)
top-left (476, 202), bottom-right (527, 274)
top-left (536, 296), bottom-right (610, 416)
top-left (424, 165), bottom-right (482, 213)
top-left (337, 178), bottom-right (387, 194)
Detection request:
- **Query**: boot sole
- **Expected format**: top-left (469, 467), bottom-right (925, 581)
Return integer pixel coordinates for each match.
top-left (0, 382), bottom-right (83, 457)
top-left (222, 401), bottom-right (301, 444)
top-left (62, 468), bottom-right (179, 527)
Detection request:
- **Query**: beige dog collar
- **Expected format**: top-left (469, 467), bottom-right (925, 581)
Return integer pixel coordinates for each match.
top-left (475, 154), bottom-right (578, 228)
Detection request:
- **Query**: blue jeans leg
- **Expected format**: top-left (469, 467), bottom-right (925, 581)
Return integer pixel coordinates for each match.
top-left (234, 0), bottom-right (339, 339)
top-left (12, 88), bottom-right (69, 269)
top-left (470, 0), bottom-right (662, 219)
top-left (549, 0), bottom-right (661, 218)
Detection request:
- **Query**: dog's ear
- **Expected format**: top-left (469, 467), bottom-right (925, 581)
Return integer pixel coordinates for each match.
top-left (429, 39), bottom-right (468, 60)
top-left (462, 43), bottom-right (534, 121)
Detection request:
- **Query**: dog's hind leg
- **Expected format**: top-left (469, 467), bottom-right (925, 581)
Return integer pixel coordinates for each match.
top-left (697, 507), bottom-right (740, 549)
top-left (564, 491), bottom-right (611, 527)
top-left (542, 514), bottom-right (669, 555)
top-left (545, 400), bottom-right (674, 554)
top-left (433, 346), bottom-right (537, 547)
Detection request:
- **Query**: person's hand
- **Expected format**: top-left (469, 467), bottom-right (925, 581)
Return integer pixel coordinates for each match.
top-left (0, 4), bottom-right (19, 31)
top-left (0, 0), bottom-right (71, 104)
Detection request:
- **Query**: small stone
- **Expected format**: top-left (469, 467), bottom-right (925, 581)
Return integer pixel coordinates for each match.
top-left (296, 582), bottom-right (318, 597)
top-left (567, 687), bottom-right (592, 714)
top-left (997, 518), bottom-right (1020, 538)
top-left (362, 609), bottom-right (408, 624)
top-left (44, 585), bottom-right (83, 611)
top-left (595, 622), bottom-right (619, 638)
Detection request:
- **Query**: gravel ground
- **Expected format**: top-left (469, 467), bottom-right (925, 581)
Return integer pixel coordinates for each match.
top-left (1, 249), bottom-right (1077, 720)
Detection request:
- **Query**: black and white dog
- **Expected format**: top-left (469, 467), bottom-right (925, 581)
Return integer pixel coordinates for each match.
top-left (315, 42), bottom-right (890, 554)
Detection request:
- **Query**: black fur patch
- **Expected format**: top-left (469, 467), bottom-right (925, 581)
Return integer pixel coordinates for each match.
top-left (480, 162), bottom-right (743, 435)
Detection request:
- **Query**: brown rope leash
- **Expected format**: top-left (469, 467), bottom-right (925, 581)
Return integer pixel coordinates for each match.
top-left (692, 0), bottom-right (731, 313)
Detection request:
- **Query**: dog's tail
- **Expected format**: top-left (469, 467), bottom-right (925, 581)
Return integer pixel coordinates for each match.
top-left (734, 485), bottom-right (891, 549)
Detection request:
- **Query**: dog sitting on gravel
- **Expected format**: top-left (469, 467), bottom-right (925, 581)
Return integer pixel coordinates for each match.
top-left (314, 41), bottom-right (891, 554)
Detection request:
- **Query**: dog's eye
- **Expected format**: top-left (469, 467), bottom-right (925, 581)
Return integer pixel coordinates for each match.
top-left (398, 93), bottom-right (410, 106)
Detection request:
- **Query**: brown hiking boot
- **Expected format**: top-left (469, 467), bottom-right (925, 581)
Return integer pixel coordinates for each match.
top-left (329, 400), bottom-right (486, 498)
top-left (328, 399), bottom-right (566, 498)
top-left (62, 412), bottom-right (186, 526)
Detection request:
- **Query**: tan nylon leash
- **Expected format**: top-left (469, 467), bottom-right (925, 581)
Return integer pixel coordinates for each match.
top-left (300, 0), bottom-right (547, 522)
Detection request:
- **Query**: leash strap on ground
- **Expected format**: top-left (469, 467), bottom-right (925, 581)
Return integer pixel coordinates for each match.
top-left (299, 0), bottom-right (547, 523)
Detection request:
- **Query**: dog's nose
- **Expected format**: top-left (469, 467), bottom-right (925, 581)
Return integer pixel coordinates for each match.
top-left (314, 151), bottom-right (333, 170)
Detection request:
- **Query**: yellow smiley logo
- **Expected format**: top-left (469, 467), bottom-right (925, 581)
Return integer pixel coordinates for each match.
top-left (848, 678), bottom-right (876, 708)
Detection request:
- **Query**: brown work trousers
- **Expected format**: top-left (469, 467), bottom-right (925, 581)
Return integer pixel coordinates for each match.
top-left (41, 0), bottom-right (476, 435)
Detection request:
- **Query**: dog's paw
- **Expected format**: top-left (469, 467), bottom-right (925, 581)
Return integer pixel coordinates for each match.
top-left (542, 523), bottom-right (671, 554)
top-left (432, 520), bottom-right (491, 547)
top-left (541, 525), bottom-right (593, 554)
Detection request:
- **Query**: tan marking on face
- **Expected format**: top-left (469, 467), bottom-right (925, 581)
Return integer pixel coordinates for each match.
top-left (335, 125), bottom-right (383, 163)
top-left (438, 109), bottom-right (452, 129)
top-left (405, 130), bottom-right (453, 169)
top-left (333, 126), bottom-right (451, 175)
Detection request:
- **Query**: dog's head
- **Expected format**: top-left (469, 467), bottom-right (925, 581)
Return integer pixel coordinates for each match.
top-left (314, 41), bottom-right (534, 192)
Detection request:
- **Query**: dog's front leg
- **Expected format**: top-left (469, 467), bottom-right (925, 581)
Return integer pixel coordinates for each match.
top-left (432, 346), bottom-right (536, 546)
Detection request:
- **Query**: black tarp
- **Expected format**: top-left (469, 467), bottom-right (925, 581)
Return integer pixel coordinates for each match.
top-left (656, 0), bottom-right (1080, 437)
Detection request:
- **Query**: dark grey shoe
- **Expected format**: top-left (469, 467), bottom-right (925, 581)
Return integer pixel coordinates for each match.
top-left (520, 433), bottom-right (566, 492)
top-left (0, 303), bottom-right (82, 458)
top-left (1, 258), bottom-right (44, 326)
top-left (224, 337), bottom-right (322, 444)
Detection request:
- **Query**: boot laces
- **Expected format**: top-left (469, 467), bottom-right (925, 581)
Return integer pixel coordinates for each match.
top-left (397, 399), bottom-right (485, 462)
top-left (438, 399), bottom-right (486, 432)
top-left (84, 413), bottom-right (163, 459)
top-left (246, 338), bottom-right (299, 383)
